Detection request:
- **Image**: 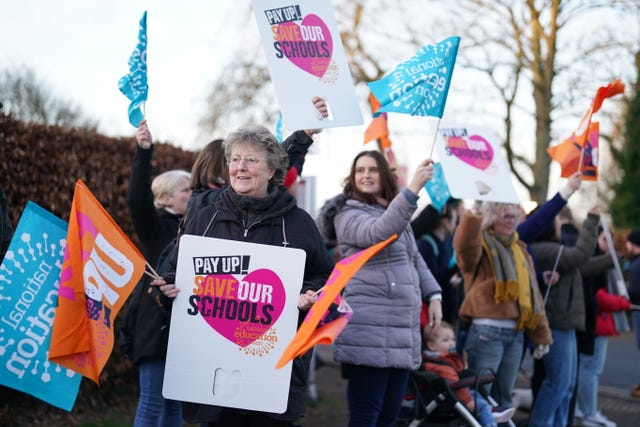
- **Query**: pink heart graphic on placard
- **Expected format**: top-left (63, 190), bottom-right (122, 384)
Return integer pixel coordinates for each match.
top-left (197, 268), bottom-right (285, 347)
top-left (276, 14), bottom-right (333, 78)
top-left (446, 134), bottom-right (494, 171)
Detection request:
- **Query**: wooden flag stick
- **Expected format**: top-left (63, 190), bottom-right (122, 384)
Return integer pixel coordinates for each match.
top-left (143, 269), bottom-right (160, 281)
top-left (145, 261), bottom-right (161, 280)
top-left (428, 118), bottom-right (442, 159)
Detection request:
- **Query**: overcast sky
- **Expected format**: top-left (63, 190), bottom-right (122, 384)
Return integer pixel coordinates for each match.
top-left (0, 0), bottom-right (428, 209)
top-left (0, 1), bottom-right (245, 149)
top-left (2, 1), bottom-right (634, 212)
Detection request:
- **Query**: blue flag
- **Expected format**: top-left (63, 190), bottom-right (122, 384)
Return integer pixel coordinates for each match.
top-left (0, 202), bottom-right (81, 411)
top-left (118, 11), bottom-right (148, 127)
top-left (424, 162), bottom-right (451, 213)
top-left (368, 36), bottom-right (460, 118)
top-left (274, 112), bottom-right (284, 143)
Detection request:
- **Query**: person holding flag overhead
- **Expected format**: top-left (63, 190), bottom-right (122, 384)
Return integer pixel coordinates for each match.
top-left (123, 120), bottom-right (191, 427)
top-left (528, 205), bottom-right (613, 427)
top-left (454, 200), bottom-right (552, 418)
top-left (330, 150), bottom-right (442, 427)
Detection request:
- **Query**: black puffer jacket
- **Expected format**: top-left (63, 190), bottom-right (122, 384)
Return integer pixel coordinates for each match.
top-left (161, 185), bottom-right (334, 422)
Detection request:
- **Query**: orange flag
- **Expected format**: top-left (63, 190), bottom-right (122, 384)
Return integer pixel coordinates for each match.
top-left (548, 122), bottom-right (599, 181)
top-left (48, 180), bottom-right (145, 384)
top-left (364, 93), bottom-right (392, 150)
top-left (275, 234), bottom-right (397, 369)
top-left (573, 79), bottom-right (625, 148)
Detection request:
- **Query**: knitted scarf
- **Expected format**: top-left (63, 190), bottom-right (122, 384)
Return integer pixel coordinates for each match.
top-left (226, 185), bottom-right (279, 226)
top-left (481, 229), bottom-right (542, 331)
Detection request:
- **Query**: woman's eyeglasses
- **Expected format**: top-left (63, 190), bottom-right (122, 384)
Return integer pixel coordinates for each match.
top-left (228, 156), bottom-right (263, 166)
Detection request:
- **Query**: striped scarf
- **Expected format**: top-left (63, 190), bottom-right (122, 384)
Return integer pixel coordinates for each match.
top-left (482, 230), bottom-right (543, 331)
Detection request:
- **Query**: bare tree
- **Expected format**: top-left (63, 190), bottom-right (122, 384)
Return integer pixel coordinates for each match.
top-left (199, 0), bottom-right (638, 201)
top-left (440, 0), bottom-right (638, 202)
top-left (0, 66), bottom-right (98, 130)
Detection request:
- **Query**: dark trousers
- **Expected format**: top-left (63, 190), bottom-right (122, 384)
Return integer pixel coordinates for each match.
top-left (343, 364), bottom-right (411, 427)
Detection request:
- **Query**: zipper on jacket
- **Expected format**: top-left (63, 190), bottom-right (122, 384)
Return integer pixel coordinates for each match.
top-left (241, 218), bottom-right (262, 238)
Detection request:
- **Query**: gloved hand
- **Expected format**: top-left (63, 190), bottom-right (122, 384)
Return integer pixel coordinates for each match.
top-left (533, 344), bottom-right (550, 359)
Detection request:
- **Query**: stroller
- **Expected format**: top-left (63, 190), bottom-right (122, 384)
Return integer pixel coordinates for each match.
top-left (396, 367), bottom-right (516, 427)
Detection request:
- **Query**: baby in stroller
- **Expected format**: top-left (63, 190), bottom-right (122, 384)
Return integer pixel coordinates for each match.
top-left (418, 322), bottom-right (516, 427)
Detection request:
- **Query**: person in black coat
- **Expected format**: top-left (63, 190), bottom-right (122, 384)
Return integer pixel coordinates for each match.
top-left (125, 120), bottom-right (192, 427)
top-left (154, 124), bottom-right (334, 426)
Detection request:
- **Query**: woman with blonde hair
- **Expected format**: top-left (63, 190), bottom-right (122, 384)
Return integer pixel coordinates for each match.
top-left (454, 201), bottom-right (552, 416)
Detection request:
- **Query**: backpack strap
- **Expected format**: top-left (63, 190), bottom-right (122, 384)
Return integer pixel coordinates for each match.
top-left (420, 234), bottom-right (439, 258)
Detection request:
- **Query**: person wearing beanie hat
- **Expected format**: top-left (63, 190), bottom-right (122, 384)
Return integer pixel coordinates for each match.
top-left (626, 230), bottom-right (640, 398)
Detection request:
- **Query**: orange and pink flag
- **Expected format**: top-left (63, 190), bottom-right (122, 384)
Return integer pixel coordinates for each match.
top-left (364, 93), bottom-right (392, 150)
top-left (572, 79), bottom-right (624, 148)
top-left (276, 235), bottom-right (397, 369)
top-left (547, 122), bottom-right (599, 181)
top-left (48, 180), bottom-right (145, 384)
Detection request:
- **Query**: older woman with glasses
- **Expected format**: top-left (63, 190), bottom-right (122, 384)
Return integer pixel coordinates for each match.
top-left (454, 201), bottom-right (552, 416)
top-left (153, 124), bottom-right (334, 426)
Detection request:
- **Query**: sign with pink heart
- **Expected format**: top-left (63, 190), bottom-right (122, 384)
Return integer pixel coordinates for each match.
top-left (252, 0), bottom-right (363, 129)
top-left (163, 235), bottom-right (306, 413)
top-left (434, 124), bottom-right (520, 203)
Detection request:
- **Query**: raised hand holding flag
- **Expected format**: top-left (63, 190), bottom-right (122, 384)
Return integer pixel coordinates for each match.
top-left (118, 11), bottom-right (148, 127)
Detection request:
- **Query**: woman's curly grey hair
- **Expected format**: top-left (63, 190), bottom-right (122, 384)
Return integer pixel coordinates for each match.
top-left (223, 124), bottom-right (289, 186)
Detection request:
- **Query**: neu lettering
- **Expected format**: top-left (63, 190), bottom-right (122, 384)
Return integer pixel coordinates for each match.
top-left (83, 234), bottom-right (136, 305)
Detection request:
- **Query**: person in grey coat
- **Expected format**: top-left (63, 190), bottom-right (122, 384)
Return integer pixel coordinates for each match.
top-left (332, 150), bottom-right (443, 427)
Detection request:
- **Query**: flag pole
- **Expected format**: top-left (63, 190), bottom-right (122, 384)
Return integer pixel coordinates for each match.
top-left (428, 118), bottom-right (442, 159)
top-left (543, 245), bottom-right (564, 305)
top-left (145, 261), bottom-right (161, 280)
top-left (601, 217), bottom-right (629, 297)
top-left (577, 143), bottom-right (585, 175)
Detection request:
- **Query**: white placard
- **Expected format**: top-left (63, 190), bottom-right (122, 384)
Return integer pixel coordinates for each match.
top-left (251, 0), bottom-right (363, 129)
top-left (163, 235), bottom-right (306, 413)
top-left (435, 124), bottom-right (520, 203)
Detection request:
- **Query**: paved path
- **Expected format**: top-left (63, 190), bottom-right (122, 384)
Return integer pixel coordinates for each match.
top-left (301, 331), bottom-right (640, 426)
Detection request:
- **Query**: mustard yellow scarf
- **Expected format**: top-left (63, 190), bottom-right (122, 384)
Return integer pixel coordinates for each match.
top-left (481, 230), bottom-right (542, 331)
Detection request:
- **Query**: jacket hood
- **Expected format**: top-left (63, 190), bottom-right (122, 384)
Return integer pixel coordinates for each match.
top-left (315, 193), bottom-right (347, 248)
